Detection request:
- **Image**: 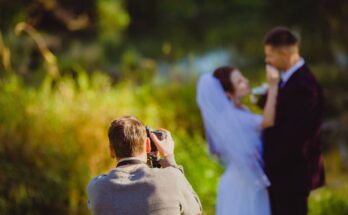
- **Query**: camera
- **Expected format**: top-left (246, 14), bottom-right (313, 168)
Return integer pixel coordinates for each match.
top-left (145, 126), bottom-right (167, 168)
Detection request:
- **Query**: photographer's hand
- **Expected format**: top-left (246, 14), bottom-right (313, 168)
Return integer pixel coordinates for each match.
top-left (151, 129), bottom-right (201, 214)
top-left (150, 129), bottom-right (174, 157)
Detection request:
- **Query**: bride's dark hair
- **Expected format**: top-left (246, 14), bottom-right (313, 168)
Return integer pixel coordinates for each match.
top-left (213, 66), bottom-right (236, 94)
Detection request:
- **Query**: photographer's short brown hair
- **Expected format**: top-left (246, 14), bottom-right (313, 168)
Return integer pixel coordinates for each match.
top-left (108, 116), bottom-right (147, 159)
top-left (264, 27), bottom-right (299, 47)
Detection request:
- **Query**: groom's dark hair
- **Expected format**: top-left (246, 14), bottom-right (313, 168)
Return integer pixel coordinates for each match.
top-left (264, 27), bottom-right (299, 47)
top-left (213, 66), bottom-right (236, 94)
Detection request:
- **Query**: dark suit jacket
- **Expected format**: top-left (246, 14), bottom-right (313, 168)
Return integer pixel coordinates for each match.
top-left (262, 64), bottom-right (325, 194)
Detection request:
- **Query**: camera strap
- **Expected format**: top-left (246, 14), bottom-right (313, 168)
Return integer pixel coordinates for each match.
top-left (116, 159), bottom-right (146, 167)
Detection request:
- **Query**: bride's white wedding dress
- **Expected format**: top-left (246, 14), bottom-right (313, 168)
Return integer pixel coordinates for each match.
top-left (197, 74), bottom-right (270, 215)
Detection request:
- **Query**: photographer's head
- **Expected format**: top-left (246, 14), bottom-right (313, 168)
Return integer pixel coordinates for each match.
top-left (108, 116), bottom-right (150, 160)
top-left (264, 27), bottom-right (300, 71)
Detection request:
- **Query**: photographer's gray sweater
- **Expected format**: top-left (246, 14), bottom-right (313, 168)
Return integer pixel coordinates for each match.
top-left (87, 155), bottom-right (202, 215)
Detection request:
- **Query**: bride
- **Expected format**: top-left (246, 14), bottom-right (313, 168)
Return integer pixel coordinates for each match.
top-left (197, 65), bottom-right (279, 215)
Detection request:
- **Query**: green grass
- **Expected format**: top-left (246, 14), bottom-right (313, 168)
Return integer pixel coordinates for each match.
top-left (0, 69), bottom-right (347, 215)
top-left (309, 186), bottom-right (348, 215)
top-left (0, 72), bottom-right (222, 214)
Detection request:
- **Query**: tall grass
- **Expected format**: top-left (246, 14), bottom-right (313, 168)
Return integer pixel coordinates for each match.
top-left (0, 71), bottom-right (221, 214)
top-left (309, 186), bottom-right (348, 215)
top-left (1, 69), bottom-right (348, 214)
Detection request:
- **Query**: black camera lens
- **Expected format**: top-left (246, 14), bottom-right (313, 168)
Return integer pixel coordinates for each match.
top-left (145, 126), bottom-right (166, 168)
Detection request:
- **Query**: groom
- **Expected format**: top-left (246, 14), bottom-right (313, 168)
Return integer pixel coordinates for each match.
top-left (261, 27), bottom-right (325, 215)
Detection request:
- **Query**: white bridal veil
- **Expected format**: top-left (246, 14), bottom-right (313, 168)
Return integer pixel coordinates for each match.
top-left (197, 74), bottom-right (270, 189)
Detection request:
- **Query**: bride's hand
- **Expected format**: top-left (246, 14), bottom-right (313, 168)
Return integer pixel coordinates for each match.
top-left (266, 64), bottom-right (279, 87)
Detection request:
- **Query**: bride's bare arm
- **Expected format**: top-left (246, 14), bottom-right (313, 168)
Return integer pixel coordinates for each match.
top-left (261, 65), bottom-right (279, 128)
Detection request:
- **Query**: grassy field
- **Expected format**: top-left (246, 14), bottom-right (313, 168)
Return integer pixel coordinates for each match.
top-left (0, 69), bottom-right (347, 214)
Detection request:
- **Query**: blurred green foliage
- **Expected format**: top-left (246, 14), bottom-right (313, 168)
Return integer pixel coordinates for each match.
top-left (1, 0), bottom-right (348, 72)
top-left (0, 69), bottom-right (347, 214)
top-left (309, 186), bottom-right (348, 215)
top-left (0, 71), bottom-right (223, 214)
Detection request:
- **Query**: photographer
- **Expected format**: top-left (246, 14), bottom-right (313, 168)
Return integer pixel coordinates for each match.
top-left (87, 116), bottom-right (202, 215)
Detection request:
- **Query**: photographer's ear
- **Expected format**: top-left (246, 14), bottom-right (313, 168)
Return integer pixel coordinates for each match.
top-left (145, 138), bottom-right (151, 153)
top-left (109, 144), bottom-right (116, 159)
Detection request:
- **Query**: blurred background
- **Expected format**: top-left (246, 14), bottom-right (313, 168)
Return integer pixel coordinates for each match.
top-left (0, 0), bottom-right (348, 214)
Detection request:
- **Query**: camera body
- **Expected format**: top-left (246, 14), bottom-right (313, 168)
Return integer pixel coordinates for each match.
top-left (145, 126), bottom-right (166, 168)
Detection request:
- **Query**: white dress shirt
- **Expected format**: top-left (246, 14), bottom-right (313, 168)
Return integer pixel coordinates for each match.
top-left (280, 58), bottom-right (305, 88)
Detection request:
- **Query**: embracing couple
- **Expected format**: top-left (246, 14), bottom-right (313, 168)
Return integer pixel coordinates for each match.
top-left (197, 27), bottom-right (325, 215)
